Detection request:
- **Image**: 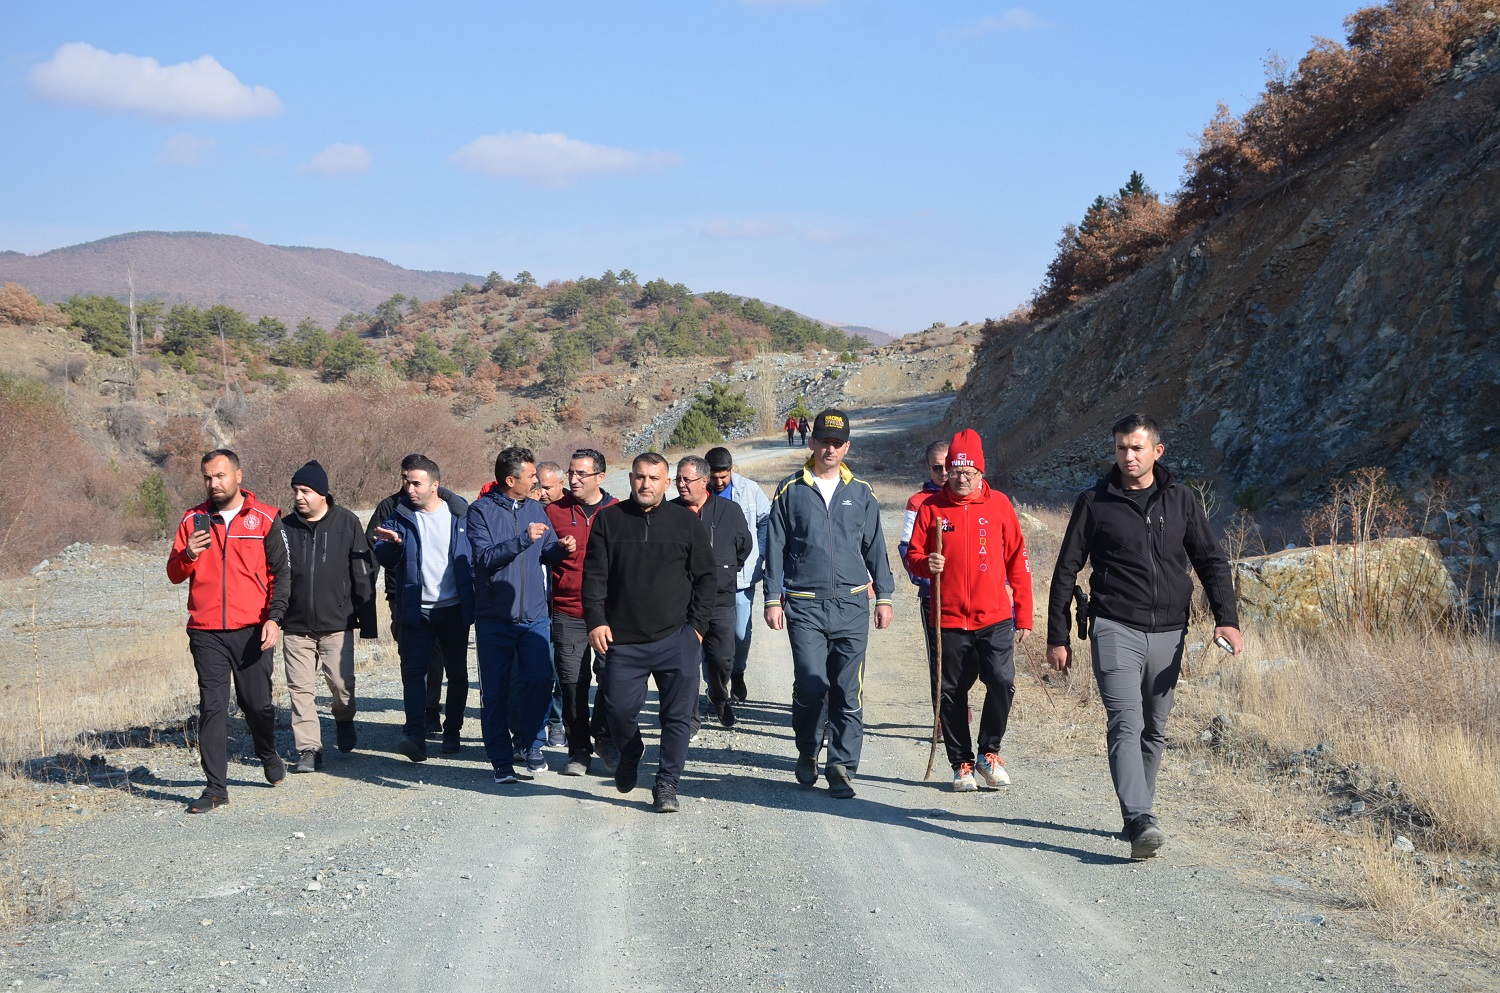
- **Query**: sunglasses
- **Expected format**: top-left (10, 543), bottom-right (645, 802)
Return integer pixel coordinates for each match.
top-left (930, 464), bottom-right (947, 473)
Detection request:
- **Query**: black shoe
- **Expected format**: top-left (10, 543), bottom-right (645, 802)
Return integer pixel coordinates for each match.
top-left (547, 724), bottom-right (567, 748)
top-left (335, 721), bottom-right (357, 753)
top-left (826, 763), bottom-right (855, 799)
top-left (795, 754), bottom-right (818, 786)
top-left (716, 700), bottom-right (736, 729)
top-left (730, 672), bottom-right (748, 703)
top-left (293, 750), bottom-right (319, 774)
top-left (561, 757), bottom-right (590, 777)
top-left (264, 755), bottom-right (287, 786)
top-left (615, 738), bottom-right (643, 794)
top-left (653, 780), bottom-right (680, 813)
top-left (440, 736), bottom-right (461, 754)
top-left (425, 712), bottom-right (443, 737)
top-left (596, 738), bottom-right (620, 774)
top-left (397, 736), bottom-right (428, 763)
top-left (1129, 819), bottom-right (1167, 860)
top-left (186, 791), bottom-right (228, 814)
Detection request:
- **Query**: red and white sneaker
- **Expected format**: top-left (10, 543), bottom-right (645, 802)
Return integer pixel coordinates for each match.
top-left (952, 762), bottom-right (978, 792)
top-left (977, 752), bottom-right (1010, 787)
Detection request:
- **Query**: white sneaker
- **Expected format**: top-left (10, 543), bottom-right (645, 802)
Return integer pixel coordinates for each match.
top-left (977, 752), bottom-right (1010, 787)
top-left (952, 762), bottom-right (978, 792)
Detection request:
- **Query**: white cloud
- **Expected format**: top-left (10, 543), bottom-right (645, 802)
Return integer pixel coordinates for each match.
top-left (157, 132), bottom-right (216, 167)
top-left (30, 42), bottom-right (283, 120)
top-left (300, 142), bottom-right (372, 177)
top-left (448, 131), bottom-right (680, 189)
top-left (951, 9), bottom-right (1043, 38)
top-left (701, 219), bottom-right (794, 240)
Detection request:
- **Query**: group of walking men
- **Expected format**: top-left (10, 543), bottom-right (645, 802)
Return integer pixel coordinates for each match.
top-left (167, 407), bottom-right (1241, 858)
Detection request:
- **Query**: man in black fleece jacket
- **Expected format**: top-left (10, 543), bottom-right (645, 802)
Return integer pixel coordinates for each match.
top-left (584, 452), bottom-right (717, 813)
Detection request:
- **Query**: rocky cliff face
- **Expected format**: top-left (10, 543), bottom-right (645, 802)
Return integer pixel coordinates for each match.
top-left (955, 44), bottom-right (1500, 526)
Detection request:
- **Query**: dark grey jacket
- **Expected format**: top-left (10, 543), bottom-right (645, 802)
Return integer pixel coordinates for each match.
top-left (764, 461), bottom-right (895, 606)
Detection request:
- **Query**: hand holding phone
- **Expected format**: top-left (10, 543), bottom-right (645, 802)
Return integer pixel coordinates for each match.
top-left (186, 514), bottom-right (213, 560)
top-left (1214, 635), bottom-right (1236, 655)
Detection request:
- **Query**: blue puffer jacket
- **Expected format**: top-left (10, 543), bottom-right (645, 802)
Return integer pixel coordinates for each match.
top-left (372, 500), bottom-right (474, 626)
top-left (467, 489), bottom-right (565, 624)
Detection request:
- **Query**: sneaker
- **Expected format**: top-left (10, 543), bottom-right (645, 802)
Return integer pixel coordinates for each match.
top-left (977, 752), bottom-right (1010, 788)
top-left (794, 754), bottom-right (819, 786)
top-left (525, 748), bottom-right (548, 777)
top-left (293, 750), bottom-right (320, 774)
top-left (715, 700), bottom-right (736, 729)
top-left (615, 739), bottom-right (643, 794)
top-left (653, 781), bottom-right (680, 813)
top-left (689, 720), bottom-right (701, 743)
top-left (186, 791), bottom-right (229, 814)
top-left (1130, 821), bottom-right (1167, 860)
top-left (440, 736), bottom-right (461, 754)
top-left (952, 762), bottom-right (978, 792)
top-left (512, 747), bottom-right (526, 766)
top-left (494, 768), bottom-right (519, 784)
top-left (596, 738), bottom-right (620, 774)
top-left (561, 758), bottom-right (590, 777)
top-left (826, 763), bottom-right (856, 800)
top-left (263, 755), bottom-right (287, 786)
top-left (335, 721), bottom-right (357, 753)
top-left (547, 724), bottom-right (567, 748)
top-left (730, 672), bottom-right (748, 703)
top-left (396, 736), bottom-right (428, 763)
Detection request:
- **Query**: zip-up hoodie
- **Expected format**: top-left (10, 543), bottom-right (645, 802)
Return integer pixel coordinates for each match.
top-left (582, 497), bottom-right (717, 645)
top-left (764, 459), bottom-right (895, 607)
top-left (545, 490), bottom-right (618, 618)
top-left (281, 502), bottom-right (377, 636)
top-left (1046, 463), bottom-right (1239, 645)
top-left (467, 488), bottom-right (566, 625)
top-left (372, 500), bottom-right (474, 627)
top-left (670, 492), bottom-right (751, 597)
top-left (903, 480), bottom-right (1033, 632)
top-left (167, 489), bottom-right (289, 631)
top-left (897, 480), bottom-right (943, 598)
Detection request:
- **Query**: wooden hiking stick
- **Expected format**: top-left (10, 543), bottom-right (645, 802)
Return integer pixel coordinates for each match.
top-left (923, 527), bottom-right (944, 781)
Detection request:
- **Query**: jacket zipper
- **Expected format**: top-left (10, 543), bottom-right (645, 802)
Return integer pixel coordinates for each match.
top-left (511, 501), bottom-right (526, 622)
top-left (218, 514), bottom-right (228, 629)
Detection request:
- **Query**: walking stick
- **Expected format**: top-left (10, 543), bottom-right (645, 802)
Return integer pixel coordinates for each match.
top-left (923, 528), bottom-right (944, 781)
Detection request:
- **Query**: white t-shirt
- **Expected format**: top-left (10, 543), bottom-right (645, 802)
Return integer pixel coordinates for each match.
top-left (813, 474), bottom-right (840, 507)
top-left (413, 504), bottom-right (458, 608)
top-left (217, 503), bottom-right (241, 530)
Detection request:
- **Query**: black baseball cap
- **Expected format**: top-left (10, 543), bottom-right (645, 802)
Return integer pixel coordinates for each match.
top-left (811, 408), bottom-right (851, 442)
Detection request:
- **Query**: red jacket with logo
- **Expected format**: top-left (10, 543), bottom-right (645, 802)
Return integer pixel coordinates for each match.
top-left (167, 489), bottom-right (290, 631)
top-left (545, 490), bottom-right (618, 618)
top-left (903, 481), bottom-right (1032, 632)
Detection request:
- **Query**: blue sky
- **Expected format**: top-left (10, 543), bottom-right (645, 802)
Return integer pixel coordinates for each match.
top-left (2, 1), bottom-right (1352, 333)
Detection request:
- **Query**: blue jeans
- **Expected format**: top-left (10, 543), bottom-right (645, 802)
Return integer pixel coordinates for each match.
top-left (476, 617), bottom-right (554, 772)
top-left (732, 586), bottom-right (755, 676)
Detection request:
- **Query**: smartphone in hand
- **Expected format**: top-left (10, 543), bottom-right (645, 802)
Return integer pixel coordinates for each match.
top-left (1214, 635), bottom-right (1235, 654)
top-left (192, 513), bottom-right (211, 534)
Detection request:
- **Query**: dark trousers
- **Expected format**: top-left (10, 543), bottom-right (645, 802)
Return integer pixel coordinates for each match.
top-left (701, 595), bottom-right (736, 704)
top-left (601, 624), bottom-right (700, 789)
top-left (918, 594), bottom-right (937, 708)
top-left (786, 429), bottom-right (795, 446)
top-left (475, 617), bottom-right (553, 770)
top-left (189, 627), bottom-right (280, 799)
top-left (551, 612), bottom-right (597, 760)
top-left (937, 619), bottom-right (1016, 768)
top-left (396, 604), bottom-right (470, 741)
top-left (391, 607), bottom-right (449, 724)
top-left (785, 597), bottom-right (869, 773)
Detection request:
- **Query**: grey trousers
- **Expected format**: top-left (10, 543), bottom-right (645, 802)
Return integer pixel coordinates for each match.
top-left (785, 597), bottom-right (869, 774)
top-left (1090, 616), bottom-right (1185, 829)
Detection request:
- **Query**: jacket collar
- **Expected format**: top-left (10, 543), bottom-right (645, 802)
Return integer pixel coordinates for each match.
top-left (1104, 462), bottom-right (1176, 497)
top-left (800, 459), bottom-right (853, 487)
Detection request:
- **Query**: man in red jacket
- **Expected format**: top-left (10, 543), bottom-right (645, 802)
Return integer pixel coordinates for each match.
top-left (166, 449), bottom-right (291, 813)
top-left (903, 429), bottom-right (1032, 793)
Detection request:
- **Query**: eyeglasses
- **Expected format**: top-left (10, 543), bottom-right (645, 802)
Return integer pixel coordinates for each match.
top-left (949, 469), bottom-right (980, 483)
top-left (676, 475), bottom-right (705, 486)
top-left (566, 469), bottom-right (602, 478)
top-left (929, 464), bottom-right (947, 473)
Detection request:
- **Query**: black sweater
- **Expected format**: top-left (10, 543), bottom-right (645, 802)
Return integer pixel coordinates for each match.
top-left (582, 497), bottom-right (718, 645)
top-left (282, 502), bottom-right (377, 636)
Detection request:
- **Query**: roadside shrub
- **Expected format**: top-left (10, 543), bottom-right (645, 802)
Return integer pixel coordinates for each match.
top-left (0, 283), bottom-right (49, 327)
top-left (669, 407), bottom-right (723, 448)
top-left (128, 472), bottom-right (175, 539)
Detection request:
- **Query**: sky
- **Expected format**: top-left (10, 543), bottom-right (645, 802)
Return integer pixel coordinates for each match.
top-left (1, 1), bottom-right (1355, 334)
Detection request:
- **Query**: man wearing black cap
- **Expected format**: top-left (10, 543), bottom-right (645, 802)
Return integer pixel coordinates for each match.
top-left (765, 408), bottom-right (895, 799)
top-left (281, 460), bottom-right (377, 770)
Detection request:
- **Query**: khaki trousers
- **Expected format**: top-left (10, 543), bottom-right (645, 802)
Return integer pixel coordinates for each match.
top-left (283, 630), bottom-right (356, 753)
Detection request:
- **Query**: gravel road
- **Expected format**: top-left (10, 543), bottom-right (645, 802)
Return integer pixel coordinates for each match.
top-left (2, 418), bottom-right (1491, 992)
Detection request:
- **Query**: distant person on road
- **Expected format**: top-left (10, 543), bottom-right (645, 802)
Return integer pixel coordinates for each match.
top-left (897, 439), bottom-right (950, 706)
top-left (166, 449), bottom-right (290, 813)
top-left (903, 430), bottom-right (1032, 792)
top-left (705, 446), bottom-right (771, 703)
top-left (280, 460), bottom-right (377, 771)
top-left (467, 446), bottom-right (571, 783)
top-left (764, 409), bottom-right (895, 799)
top-left (584, 452), bottom-right (717, 813)
top-left (372, 456), bottom-right (474, 764)
top-left (671, 455), bottom-right (751, 729)
top-left (784, 415), bottom-right (798, 447)
top-left (797, 414), bottom-right (810, 446)
top-left (545, 448), bottom-right (619, 776)
top-left (367, 456), bottom-right (469, 740)
top-left (1047, 413), bottom-right (1242, 860)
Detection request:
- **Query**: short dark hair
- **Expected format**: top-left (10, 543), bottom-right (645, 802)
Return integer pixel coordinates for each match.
top-left (404, 455), bottom-right (441, 481)
top-left (495, 446), bottom-right (535, 484)
top-left (923, 439), bottom-right (949, 465)
top-left (202, 448), bottom-right (239, 468)
top-left (676, 455), bottom-right (710, 480)
top-left (632, 452), bottom-right (668, 473)
top-left (705, 446), bottom-right (733, 471)
top-left (1111, 413), bottom-right (1162, 446)
top-left (571, 448), bottom-right (606, 474)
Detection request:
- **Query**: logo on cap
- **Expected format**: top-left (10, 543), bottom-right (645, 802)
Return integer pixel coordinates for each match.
top-left (824, 415), bottom-right (845, 429)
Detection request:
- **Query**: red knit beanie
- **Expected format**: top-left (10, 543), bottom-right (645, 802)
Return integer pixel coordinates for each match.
top-left (946, 429), bottom-right (985, 474)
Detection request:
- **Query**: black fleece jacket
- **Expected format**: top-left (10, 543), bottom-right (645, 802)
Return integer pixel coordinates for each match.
top-left (1047, 463), bottom-right (1239, 646)
top-left (282, 502), bottom-right (377, 636)
top-left (582, 497), bottom-right (717, 645)
top-left (669, 493), bottom-right (751, 598)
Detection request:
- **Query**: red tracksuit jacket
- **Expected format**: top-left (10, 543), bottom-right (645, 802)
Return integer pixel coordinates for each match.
top-left (903, 481), bottom-right (1032, 632)
top-left (167, 489), bottom-right (289, 631)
